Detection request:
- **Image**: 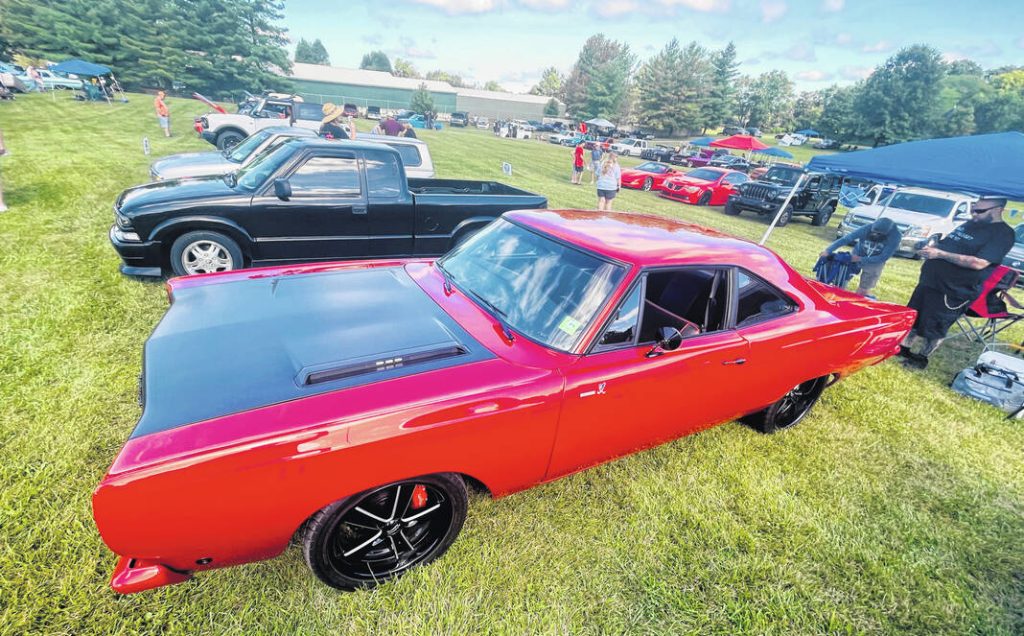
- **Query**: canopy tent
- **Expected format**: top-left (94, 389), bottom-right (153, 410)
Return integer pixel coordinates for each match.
top-left (711, 134), bottom-right (769, 151)
top-left (688, 136), bottom-right (716, 147)
top-left (754, 146), bottom-right (794, 159)
top-left (806, 132), bottom-right (1024, 200)
top-left (796, 128), bottom-right (820, 137)
top-left (584, 117), bottom-right (615, 129)
top-left (50, 59), bottom-right (110, 77)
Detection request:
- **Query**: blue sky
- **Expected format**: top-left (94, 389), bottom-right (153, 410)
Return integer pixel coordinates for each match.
top-left (285, 0), bottom-right (1024, 93)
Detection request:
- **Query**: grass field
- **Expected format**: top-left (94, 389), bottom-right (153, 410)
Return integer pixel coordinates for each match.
top-left (1, 93), bottom-right (1023, 635)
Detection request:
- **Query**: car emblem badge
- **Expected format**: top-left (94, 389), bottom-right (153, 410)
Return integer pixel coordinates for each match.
top-left (579, 382), bottom-right (607, 398)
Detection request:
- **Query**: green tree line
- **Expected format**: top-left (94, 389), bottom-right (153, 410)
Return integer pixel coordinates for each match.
top-left (0, 0), bottom-right (292, 96)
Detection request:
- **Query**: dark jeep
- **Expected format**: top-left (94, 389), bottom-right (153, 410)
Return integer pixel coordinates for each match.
top-left (724, 165), bottom-right (842, 227)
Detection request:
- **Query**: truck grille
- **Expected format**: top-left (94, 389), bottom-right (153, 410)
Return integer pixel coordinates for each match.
top-left (744, 185), bottom-right (775, 201)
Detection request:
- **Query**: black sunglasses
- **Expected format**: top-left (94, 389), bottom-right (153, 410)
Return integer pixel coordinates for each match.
top-left (972, 206), bottom-right (999, 214)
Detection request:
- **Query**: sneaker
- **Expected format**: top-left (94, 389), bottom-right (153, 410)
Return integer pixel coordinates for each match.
top-left (901, 353), bottom-right (929, 369)
top-left (897, 345), bottom-right (912, 358)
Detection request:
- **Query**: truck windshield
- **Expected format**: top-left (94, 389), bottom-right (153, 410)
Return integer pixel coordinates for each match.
top-left (887, 193), bottom-right (955, 217)
top-left (225, 129), bottom-right (273, 162)
top-left (762, 168), bottom-right (801, 186)
top-left (438, 219), bottom-right (626, 353)
top-left (235, 139), bottom-right (302, 190)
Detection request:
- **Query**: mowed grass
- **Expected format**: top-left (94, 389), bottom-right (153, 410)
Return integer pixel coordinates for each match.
top-left (1, 93), bottom-right (1022, 635)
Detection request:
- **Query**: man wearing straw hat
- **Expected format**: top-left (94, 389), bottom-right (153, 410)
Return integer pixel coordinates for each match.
top-left (319, 103), bottom-right (354, 140)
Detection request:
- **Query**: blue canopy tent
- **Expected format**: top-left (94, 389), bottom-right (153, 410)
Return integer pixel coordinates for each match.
top-left (754, 146), bottom-right (794, 159)
top-left (796, 128), bottom-right (820, 137)
top-left (50, 58), bottom-right (126, 103)
top-left (807, 132), bottom-right (1024, 199)
top-left (688, 136), bottom-right (716, 147)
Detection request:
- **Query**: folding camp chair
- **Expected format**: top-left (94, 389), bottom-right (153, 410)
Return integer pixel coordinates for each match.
top-left (954, 265), bottom-right (1024, 345)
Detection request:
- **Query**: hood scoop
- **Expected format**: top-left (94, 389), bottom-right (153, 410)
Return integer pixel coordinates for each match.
top-left (302, 344), bottom-right (468, 386)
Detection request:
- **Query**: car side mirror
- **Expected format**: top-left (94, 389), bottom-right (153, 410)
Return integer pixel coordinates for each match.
top-left (645, 326), bottom-right (684, 358)
top-left (856, 196), bottom-right (872, 205)
top-left (274, 178), bottom-right (292, 201)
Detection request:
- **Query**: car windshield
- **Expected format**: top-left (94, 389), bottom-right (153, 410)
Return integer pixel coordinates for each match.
top-left (438, 219), bottom-right (627, 352)
top-left (685, 168), bottom-right (724, 181)
top-left (225, 129), bottom-right (273, 162)
top-left (636, 162), bottom-right (666, 173)
top-left (762, 168), bottom-right (802, 186)
top-left (234, 139), bottom-right (302, 190)
top-left (887, 193), bottom-right (955, 217)
top-left (619, 138), bottom-right (637, 145)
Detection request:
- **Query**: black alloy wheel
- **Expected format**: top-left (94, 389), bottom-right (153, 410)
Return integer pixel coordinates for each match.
top-left (216, 130), bottom-right (245, 151)
top-left (743, 376), bottom-right (828, 434)
top-left (812, 204), bottom-right (835, 226)
top-left (776, 204), bottom-right (794, 226)
top-left (642, 177), bottom-right (654, 191)
top-left (697, 190), bottom-right (712, 206)
top-left (303, 473), bottom-right (468, 590)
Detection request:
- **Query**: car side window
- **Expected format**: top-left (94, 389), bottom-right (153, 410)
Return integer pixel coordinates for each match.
top-left (725, 173), bottom-right (747, 185)
top-left (289, 157), bottom-right (361, 197)
top-left (593, 283), bottom-right (643, 352)
top-left (735, 271), bottom-right (795, 328)
top-left (364, 151), bottom-right (403, 198)
top-left (385, 143), bottom-right (422, 167)
top-left (638, 269), bottom-right (729, 343)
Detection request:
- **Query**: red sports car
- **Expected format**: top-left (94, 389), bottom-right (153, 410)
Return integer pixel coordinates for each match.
top-left (93, 209), bottom-right (915, 595)
top-left (660, 167), bottom-right (749, 206)
top-left (619, 161), bottom-right (681, 191)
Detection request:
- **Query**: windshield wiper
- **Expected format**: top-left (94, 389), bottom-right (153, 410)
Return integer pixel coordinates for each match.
top-left (467, 291), bottom-right (516, 344)
top-left (436, 262), bottom-right (455, 295)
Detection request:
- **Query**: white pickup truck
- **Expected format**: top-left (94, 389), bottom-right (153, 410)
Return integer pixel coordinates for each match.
top-left (193, 93), bottom-right (325, 151)
top-left (610, 138), bottom-right (649, 156)
top-left (836, 186), bottom-right (977, 257)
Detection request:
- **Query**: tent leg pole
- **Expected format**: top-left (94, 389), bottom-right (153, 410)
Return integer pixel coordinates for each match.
top-left (759, 174), bottom-right (806, 246)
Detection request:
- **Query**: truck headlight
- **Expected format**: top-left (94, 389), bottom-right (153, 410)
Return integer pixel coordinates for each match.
top-left (906, 226), bottom-right (931, 238)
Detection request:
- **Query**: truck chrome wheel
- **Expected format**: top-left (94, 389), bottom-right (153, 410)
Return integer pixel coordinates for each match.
top-left (303, 473), bottom-right (468, 590)
top-left (181, 240), bottom-right (234, 274)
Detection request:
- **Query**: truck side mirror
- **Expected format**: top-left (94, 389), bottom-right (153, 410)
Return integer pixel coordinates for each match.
top-left (274, 179), bottom-right (292, 201)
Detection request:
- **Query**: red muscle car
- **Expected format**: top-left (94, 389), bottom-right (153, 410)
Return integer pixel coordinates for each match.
top-left (619, 161), bottom-right (681, 191)
top-left (660, 168), bottom-right (749, 206)
top-left (93, 209), bottom-right (915, 595)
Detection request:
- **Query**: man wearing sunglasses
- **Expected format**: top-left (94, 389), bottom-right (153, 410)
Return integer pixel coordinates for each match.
top-left (900, 196), bottom-right (1015, 369)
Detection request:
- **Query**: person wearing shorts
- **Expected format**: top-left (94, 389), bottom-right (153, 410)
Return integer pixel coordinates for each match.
top-left (595, 153), bottom-right (621, 211)
top-left (821, 217), bottom-right (900, 297)
top-left (571, 143), bottom-right (585, 184)
top-left (154, 91), bottom-right (170, 137)
top-left (589, 145), bottom-right (603, 184)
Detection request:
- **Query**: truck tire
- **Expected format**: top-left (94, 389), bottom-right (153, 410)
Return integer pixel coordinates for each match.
top-left (216, 130), bottom-right (245, 151)
top-left (724, 199), bottom-right (740, 216)
top-left (170, 230), bottom-right (244, 276)
top-left (776, 204), bottom-right (794, 227)
top-left (812, 203), bottom-right (836, 226)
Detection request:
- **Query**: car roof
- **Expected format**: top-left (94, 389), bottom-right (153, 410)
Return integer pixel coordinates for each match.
top-left (357, 133), bottom-right (428, 148)
top-left (287, 138), bottom-right (405, 154)
top-left (505, 209), bottom-right (774, 269)
top-left (890, 186), bottom-right (977, 201)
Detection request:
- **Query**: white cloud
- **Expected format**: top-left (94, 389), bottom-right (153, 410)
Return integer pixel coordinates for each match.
top-left (760, 0), bottom-right (787, 23)
top-left (822, 0), bottom-right (844, 11)
top-left (795, 70), bottom-right (832, 82)
top-left (839, 66), bottom-right (872, 80)
top-left (658, 0), bottom-right (728, 12)
top-left (595, 0), bottom-right (639, 16)
top-left (783, 43), bottom-right (816, 61)
top-left (518, 0), bottom-right (573, 9)
top-left (862, 40), bottom-right (894, 53)
top-left (409, 0), bottom-right (497, 14)
top-left (835, 32), bottom-right (853, 46)
top-left (941, 51), bottom-right (968, 63)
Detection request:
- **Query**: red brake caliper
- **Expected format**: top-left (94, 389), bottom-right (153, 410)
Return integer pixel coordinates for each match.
top-left (411, 484), bottom-right (428, 510)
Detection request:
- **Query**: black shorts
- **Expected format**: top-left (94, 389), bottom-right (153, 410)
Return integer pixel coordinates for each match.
top-left (906, 284), bottom-right (973, 340)
top-left (598, 189), bottom-right (617, 200)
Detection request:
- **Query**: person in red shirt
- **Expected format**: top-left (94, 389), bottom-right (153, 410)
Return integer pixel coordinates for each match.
top-left (154, 91), bottom-right (170, 137)
top-left (571, 142), bottom-right (585, 184)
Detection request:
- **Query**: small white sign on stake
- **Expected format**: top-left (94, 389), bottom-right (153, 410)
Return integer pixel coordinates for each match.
top-left (502, 162), bottom-right (513, 177)
top-left (142, 137), bottom-right (151, 156)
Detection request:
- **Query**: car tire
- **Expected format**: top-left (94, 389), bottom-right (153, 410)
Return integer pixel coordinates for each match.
top-left (812, 204), bottom-right (836, 227)
top-left (697, 191), bottom-right (712, 206)
top-left (742, 376), bottom-right (829, 434)
top-left (169, 231), bottom-right (244, 276)
top-left (642, 177), bottom-right (654, 192)
top-left (302, 473), bottom-right (468, 591)
top-left (776, 204), bottom-right (794, 227)
top-left (216, 130), bottom-right (245, 151)
top-left (724, 199), bottom-right (740, 216)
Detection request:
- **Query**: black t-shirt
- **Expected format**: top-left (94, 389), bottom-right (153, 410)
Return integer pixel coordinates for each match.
top-left (318, 122), bottom-right (349, 140)
top-left (920, 220), bottom-right (1014, 297)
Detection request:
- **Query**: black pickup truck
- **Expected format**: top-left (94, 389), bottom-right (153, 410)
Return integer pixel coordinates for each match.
top-left (110, 138), bottom-right (548, 276)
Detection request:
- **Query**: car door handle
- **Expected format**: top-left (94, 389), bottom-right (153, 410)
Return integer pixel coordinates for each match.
top-left (722, 358), bottom-right (746, 365)
top-left (352, 206), bottom-right (368, 215)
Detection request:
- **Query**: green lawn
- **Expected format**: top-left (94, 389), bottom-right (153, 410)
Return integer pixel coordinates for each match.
top-left (1, 93), bottom-right (1022, 635)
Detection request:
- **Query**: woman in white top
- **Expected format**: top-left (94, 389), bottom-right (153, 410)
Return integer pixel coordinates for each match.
top-left (595, 153), bottom-right (621, 211)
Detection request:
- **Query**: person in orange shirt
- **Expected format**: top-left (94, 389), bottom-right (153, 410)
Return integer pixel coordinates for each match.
top-left (154, 91), bottom-right (170, 137)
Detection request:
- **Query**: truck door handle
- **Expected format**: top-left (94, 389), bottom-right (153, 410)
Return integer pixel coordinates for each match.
top-left (352, 206), bottom-right (368, 215)
top-left (722, 358), bottom-right (746, 365)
